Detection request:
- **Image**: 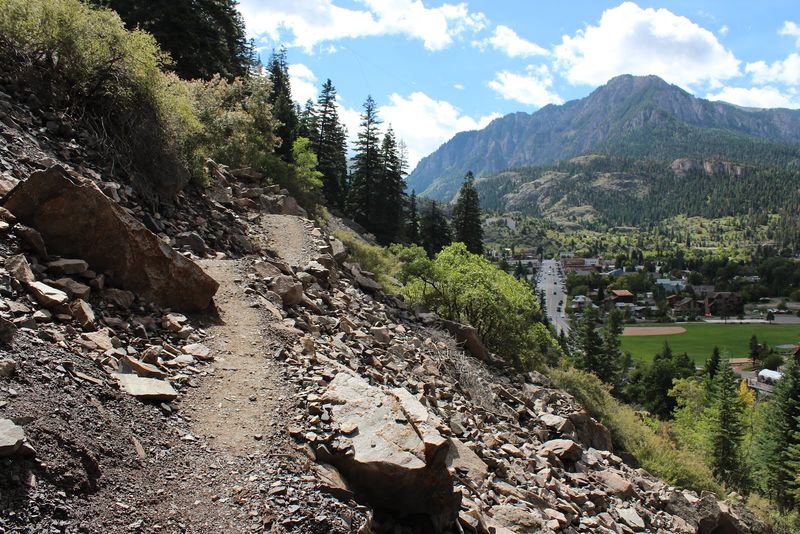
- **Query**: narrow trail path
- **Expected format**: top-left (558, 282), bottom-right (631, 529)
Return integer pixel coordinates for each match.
top-left (188, 258), bottom-right (285, 455)
top-left (258, 214), bottom-right (319, 269)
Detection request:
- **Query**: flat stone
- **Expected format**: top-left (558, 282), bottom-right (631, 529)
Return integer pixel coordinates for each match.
top-left (27, 281), bottom-right (68, 310)
top-left (120, 355), bottom-right (168, 379)
top-left (618, 507), bottom-right (645, 530)
top-left (182, 343), bottom-right (212, 361)
top-left (50, 277), bottom-right (91, 299)
top-left (47, 258), bottom-right (89, 275)
top-left (113, 373), bottom-right (178, 401)
top-left (540, 439), bottom-right (583, 462)
top-left (594, 469), bottom-right (634, 497)
top-left (0, 418), bottom-right (25, 456)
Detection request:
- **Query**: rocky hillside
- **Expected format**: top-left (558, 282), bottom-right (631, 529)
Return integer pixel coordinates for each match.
top-left (407, 74), bottom-right (800, 201)
top-left (0, 78), bottom-right (767, 533)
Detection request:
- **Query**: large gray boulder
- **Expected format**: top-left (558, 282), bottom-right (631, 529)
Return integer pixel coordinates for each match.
top-left (319, 372), bottom-right (459, 530)
top-left (4, 166), bottom-right (218, 311)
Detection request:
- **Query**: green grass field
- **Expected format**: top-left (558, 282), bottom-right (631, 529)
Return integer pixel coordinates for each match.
top-left (621, 323), bottom-right (800, 364)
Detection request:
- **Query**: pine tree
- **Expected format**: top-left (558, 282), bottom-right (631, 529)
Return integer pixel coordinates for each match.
top-left (754, 361), bottom-right (800, 510)
top-left (94, 0), bottom-right (252, 80)
top-left (298, 99), bottom-right (318, 143)
top-left (315, 80), bottom-right (348, 209)
top-left (707, 346), bottom-right (721, 379)
top-left (373, 127), bottom-right (406, 245)
top-left (709, 361), bottom-right (747, 490)
top-left (419, 201), bottom-right (451, 257)
top-left (749, 334), bottom-right (761, 366)
top-left (347, 96), bottom-right (382, 229)
top-left (407, 190), bottom-right (420, 244)
top-left (452, 171), bottom-right (483, 254)
top-left (267, 48), bottom-right (298, 163)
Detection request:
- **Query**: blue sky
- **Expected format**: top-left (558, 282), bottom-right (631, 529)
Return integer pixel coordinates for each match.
top-left (238, 1), bottom-right (800, 170)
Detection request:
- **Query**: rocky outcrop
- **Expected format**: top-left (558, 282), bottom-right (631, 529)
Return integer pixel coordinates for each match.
top-left (670, 157), bottom-right (747, 178)
top-left (317, 371), bottom-right (459, 530)
top-left (3, 166), bottom-right (218, 311)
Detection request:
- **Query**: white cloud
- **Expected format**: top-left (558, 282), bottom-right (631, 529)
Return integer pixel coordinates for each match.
top-left (554, 2), bottom-right (740, 87)
top-left (719, 25), bottom-right (729, 37)
top-left (488, 65), bottom-right (564, 107)
top-left (453, 83), bottom-right (465, 90)
top-left (779, 21), bottom-right (800, 47)
top-left (746, 53), bottom-right (800, 85)
top-left (476, 25), bottom-right (548, 58)
top-left (377, 92), bottom-right (500, 168)
top-left (288, 63), bottom-right (317, 104)
top-left (238, 0), bottom-right (486, 52)
top-left (706, 86), bottom-right (799, 109)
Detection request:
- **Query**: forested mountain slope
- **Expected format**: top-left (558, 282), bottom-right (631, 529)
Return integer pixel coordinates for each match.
top-left (475, 155), bottom-right (800, 227)
top-left (407, 74), bottom-right (800, 201)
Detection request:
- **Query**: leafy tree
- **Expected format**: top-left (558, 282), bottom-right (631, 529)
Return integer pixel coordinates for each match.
top-left (709, 362), bottom-right (747, 490)
top-left (267, 47), bottom-right (298, 163)
top-left (347, 95), bottom-right (382, 228)
top-left (754, 361), bottom-right (800, 510)
top-left (94, 0), bottom-right (252, 80)
top-left (419, 201), bottom-right (451, 257)
top-left (624, 341), bottom-right (695, 419)
top-left (452, 171), bottom-right (483, 254)
top-left (396, 242), bottom-right (559, 366)
top-left (290, 137), bottom-right (323, 204)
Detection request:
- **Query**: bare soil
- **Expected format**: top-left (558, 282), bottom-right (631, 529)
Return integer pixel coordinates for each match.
top-left (622, 326), bottom-right (687, 336)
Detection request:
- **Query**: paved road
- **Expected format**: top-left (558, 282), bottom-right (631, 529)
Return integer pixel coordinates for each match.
top-left (537, 259), bottom-right (570, 336)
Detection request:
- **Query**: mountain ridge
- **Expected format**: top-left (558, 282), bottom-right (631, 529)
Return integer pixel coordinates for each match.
top-left (407, 74), bottom-right (800, 201)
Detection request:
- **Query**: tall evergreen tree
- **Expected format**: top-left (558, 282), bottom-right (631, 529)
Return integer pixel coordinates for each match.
top-left (94, 0), bottom-right (252, 80)
top-left (267, 48), bottom-right (298, 163)
top-left (754, 361), bottom-right (800, 510)
top-left (347, 95), bottom-right (382, 229)
top-left (315, 79), bottom-right (348, 209)
top-left (707, 346), bottom-right (721, 380)
top-left (419, 201), bottom-right (452, 257)
top-left (406, 190), bottom-right (420, 244)
top-left (452, 171), bottom-right (484, 254)
top-left (372, 126), bottom-right (406, 244)
top-left (298, 99), bottom-right (318, 143)
top-left (709, 362), bottom-right (747, 490)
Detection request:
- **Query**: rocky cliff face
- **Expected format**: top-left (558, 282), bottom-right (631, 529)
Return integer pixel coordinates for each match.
top-left (407, 74), bottom-right (800, 201)
top-left (0, 79), bottom-right (769, 533)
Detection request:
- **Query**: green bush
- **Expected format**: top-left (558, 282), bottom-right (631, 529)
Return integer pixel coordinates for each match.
top-left (334, 231), bottom-right (401, 292)
top-left (396, 242), bottom-right (560, 367)
top-left (0, 0), bottom-right (198, 199)
top-left (186, 73), bottom-right (277, 185)
top-left (550, 366), bottom-right (722, 494)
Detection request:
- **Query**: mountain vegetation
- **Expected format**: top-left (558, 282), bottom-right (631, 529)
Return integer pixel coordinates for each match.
top-left (407, 74), bottom-right (800, 201)
top-left (91, 0), bottom-right (253, 80)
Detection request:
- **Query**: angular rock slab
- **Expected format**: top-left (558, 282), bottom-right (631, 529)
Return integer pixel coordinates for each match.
top-left (4, 167), bottom-right (218, 311)
top-left (0, 418), bottom-right (25, 456)
top-left (112, 373), bottom-right (178, 402)
top-left (320, 371), bottom-right (459, 530)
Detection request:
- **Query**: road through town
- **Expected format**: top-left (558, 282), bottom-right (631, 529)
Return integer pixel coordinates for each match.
top-left (537, 259), bottom-right (570, 336)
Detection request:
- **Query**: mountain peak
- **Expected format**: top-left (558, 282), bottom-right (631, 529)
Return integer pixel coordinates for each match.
top-left (406, 75), bottom-right (800, 201)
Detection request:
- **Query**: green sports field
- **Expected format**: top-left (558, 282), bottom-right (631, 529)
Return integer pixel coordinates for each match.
top-left (620, 323), bottom-right (800, 364)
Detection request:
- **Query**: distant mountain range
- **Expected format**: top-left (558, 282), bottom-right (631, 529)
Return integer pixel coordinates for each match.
top-left (406, 75), bottom-right (800, 201)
